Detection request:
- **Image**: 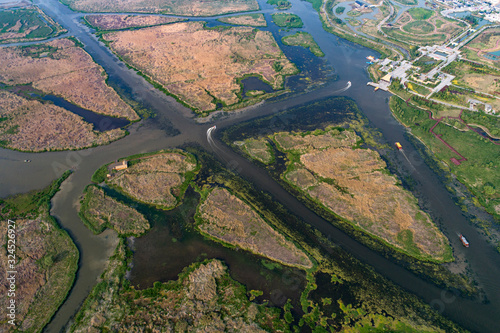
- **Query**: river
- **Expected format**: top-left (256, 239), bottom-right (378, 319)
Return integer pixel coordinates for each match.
top-left (0, 0), bottom-right (498, 331)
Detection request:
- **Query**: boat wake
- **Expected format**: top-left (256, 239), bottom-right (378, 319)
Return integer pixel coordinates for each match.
top-left (332, 81), bottom-right (351, 94)
top-left (206, 125), bottom-right (220, 152)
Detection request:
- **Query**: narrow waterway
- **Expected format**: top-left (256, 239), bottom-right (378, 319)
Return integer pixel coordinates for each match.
top-left (0, 0), bottom-right (497, 331)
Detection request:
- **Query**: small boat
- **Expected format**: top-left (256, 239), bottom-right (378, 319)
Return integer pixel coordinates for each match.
top-left (395, 142), bottom-right (402, 150)
top-left (459, 234), bottom-right (469, 247)
top-left (24, 159), bottom-right (31, 163)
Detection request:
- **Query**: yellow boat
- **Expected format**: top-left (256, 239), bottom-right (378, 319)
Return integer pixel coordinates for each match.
top-left (395, 142), bottom-right (402, 150)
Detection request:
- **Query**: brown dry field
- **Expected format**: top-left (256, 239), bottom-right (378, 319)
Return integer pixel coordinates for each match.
top-left (62, 0), bottom-right (259, 16)
top-left (277, 130), bottom-right (450, 261)
top-left (217, 13), bottom-right (267, 27)
top-left (81, 185), bottom-right (149, 235)
top-left (108, 153), bottom-right (196, 209)
top-left (103, 21), bottom-right (297, 112)
top-left (274, 127), bottom-right (358, 152)
top-left (198, 187), bottom-right (312, 268)
top-left (0, 38), bottom-right (138, 120)
top-left (462, 73), bottom-right (500, 95)
top-left (0, 90), bottom-right (125, 152)
top-left (0, 212), bottom-right (77, 332)
top-left (84, 14), bottom-right (183, 31)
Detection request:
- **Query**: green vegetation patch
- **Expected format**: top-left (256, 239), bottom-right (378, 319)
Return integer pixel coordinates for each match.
top-left (393, 0), bottom-right (418, 4)
top-left (79, 185), bottom-right (150, 236)
top-left (71, 241), bottom-right (290, 332)
top-left (335, 6), bottom-right (345, 15)
top-left (271, 13), bottom-right (304, 28)
top-left (0, 171), bottom-right (78, 332)
top-left (239, 137), bottom-right (275, 163)
top-left (0, 7), bottom-right (64, 44)
top-left (408, 8), bottom-right (434, 20)
top-left (413, 55), bottom-right (442, 73)
top-left (403, 20), bottom-right (435, 34)
top-left (390, 97), bottom-right (500, 221)
top-left (282, 31), bottom-right (325, 57)
top-left (267, 0), bottom-right (291, 10)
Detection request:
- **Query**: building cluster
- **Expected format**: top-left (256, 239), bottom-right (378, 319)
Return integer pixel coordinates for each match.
top-left (439, 0), bottom-right (500, 23)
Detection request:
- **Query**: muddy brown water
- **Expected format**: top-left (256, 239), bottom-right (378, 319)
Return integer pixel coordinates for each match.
top-left (0, 0), bottom-right (498, 331)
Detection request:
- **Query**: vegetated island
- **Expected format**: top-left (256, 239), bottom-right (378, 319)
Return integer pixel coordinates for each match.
top-left (60, 0), bottom-right (259, 16)
top-left (101, 21), bottom-right (297, 114)
top-left (196, 186), bottom-right (313, 269)
top-left (267, 0), bottom-right (291, 10)
top-left (0, 38), bottom-right (138, 152)
top-left (71, 240), bottom-right (289, 332)
top-left (100, 150), bottom-right (199, 210)
top-left (240, 127), bottom-right (452, 261)
top-left (271, 13), bottom-right (304, 28)
top-left (282, 31), bottom-right (325, 57)
top-left (217, 13), bottom-right (267, 27)
top-left (0, 6), bottom-right (66, 44)
top-left (79, 185), bottom-right (149, 236)
top-left (0, 172), bottom-right (78, 332)
top-left (84, 14), bottom-right (184, 31)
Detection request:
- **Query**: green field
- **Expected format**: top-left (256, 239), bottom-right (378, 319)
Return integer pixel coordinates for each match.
top-left (390, 97), bottom-right (500, 222)
top-left (335, 6), bottom-right (345, 15)
top-left (408, 8), bottom-right (434, 20)
top-left (383, 27), bottom-right (447, 45)
top-left (282, 32), bottom-right (325, 57)
top-left (413, 55), bottom-right (442, 73)
top-left (0, 7), bottom-right (63, 43)
top-left (403, 20), bottom-right (434, 34)
top-left (271, 13), bottom-right (304, 28)
top-left (267, 0), bottom-right (291, 9)
top-left (393, 0), bottom-right (418, 5)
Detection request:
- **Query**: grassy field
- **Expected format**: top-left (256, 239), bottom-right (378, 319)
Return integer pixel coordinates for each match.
top-left (239, 138), bottom-right (274, 163)
top-left (0, 7), bottom-right (65, 44)
top-left (442, 59), bottom-right (500, 96)
top-left (282, 31), bottom-right (325, 57)
top-left (393, 0), bottom-right (417, 5)
top-left (403, 20), bottom-right (434, 34)
top-left (462, 27), bottom-right (500, 68)
top-left (406, 81), bottom-right (432, 96)
top-left (408, 8), bottom-right (434, 20)
top-left (271, 13), bottom-right (304, 28)
top-left (217, 13), bottom-right (267, 26)
top-left (390, 97), bottom-right (500, 221)
top-left (413, 55), bottom-right (442, 74)
top-left (0, 171), bottom-right (78, 332)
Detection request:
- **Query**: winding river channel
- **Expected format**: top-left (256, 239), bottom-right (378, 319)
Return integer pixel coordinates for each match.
top-left (0, 0), bottom-right (499, 331)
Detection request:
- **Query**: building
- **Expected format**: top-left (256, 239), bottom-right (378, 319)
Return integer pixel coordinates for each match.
top-left (108, 160), bottom-right (128, 171)
top-left (380, 73), bottom-right (392, 84)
